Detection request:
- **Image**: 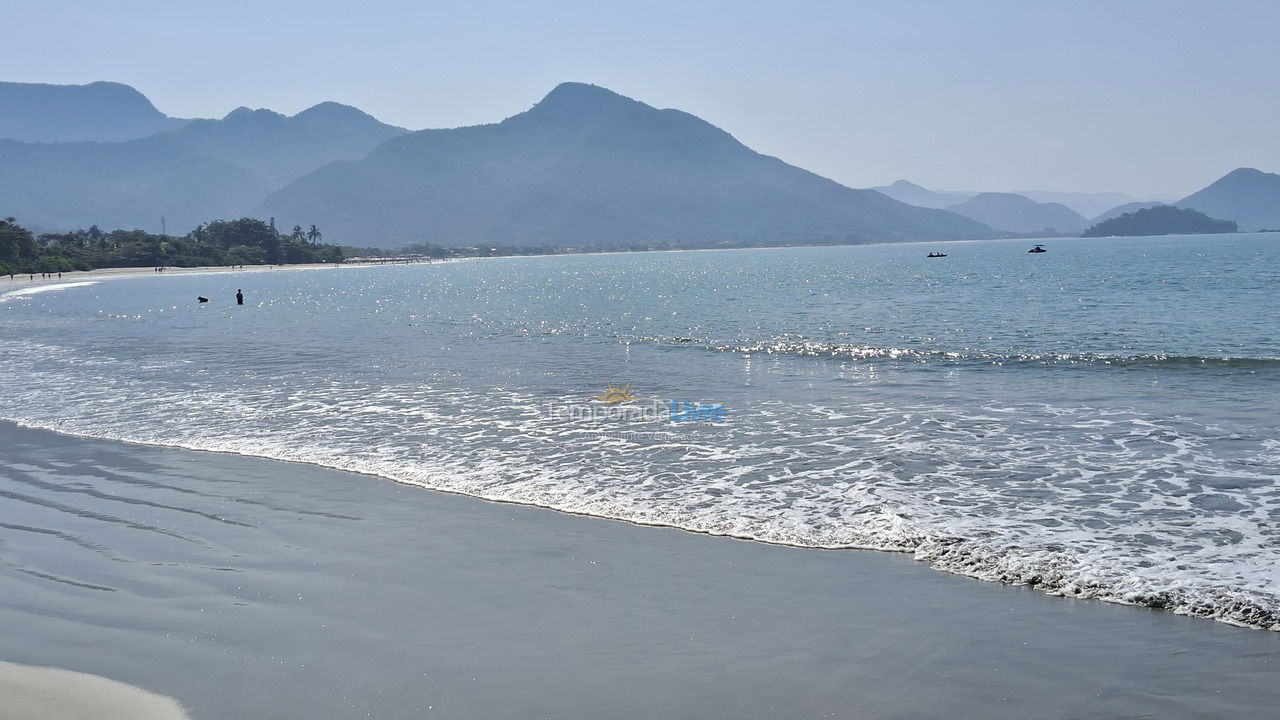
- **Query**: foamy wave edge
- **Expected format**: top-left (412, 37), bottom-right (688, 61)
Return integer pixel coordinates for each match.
top-left (6, 416), bottom-right (1277, 632)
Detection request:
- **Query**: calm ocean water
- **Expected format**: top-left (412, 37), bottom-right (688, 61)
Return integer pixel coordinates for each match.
top-left (3, 234), bottom-right (1278, 628)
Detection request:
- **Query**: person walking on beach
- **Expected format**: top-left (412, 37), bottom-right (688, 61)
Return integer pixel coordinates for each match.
top-left (236, 289), bottom-right (244, 305)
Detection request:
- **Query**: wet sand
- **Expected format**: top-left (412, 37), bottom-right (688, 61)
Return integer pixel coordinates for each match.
top-left (1, 420), bottom-right (1277, 719)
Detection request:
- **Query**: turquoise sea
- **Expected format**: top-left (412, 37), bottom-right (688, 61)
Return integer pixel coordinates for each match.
top-left (2, 233), bottom-right (1278, 628)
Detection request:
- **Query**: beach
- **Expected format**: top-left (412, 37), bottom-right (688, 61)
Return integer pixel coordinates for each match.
top-left (6, 8), bottom-right (1280, 717)
top-left (3, 263), bottom-right (325, 283)
top-left (0, 260), bottom-right (390, 288)
top-left (2, 420), bottom-right (1278, 719)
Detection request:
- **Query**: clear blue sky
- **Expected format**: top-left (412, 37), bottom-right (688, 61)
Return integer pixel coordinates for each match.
top-left (6, 0), bottom-right (1278, 198)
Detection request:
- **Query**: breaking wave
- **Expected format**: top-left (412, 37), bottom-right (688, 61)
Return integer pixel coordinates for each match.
top-left (2, 340), bottom-right (1277, 630)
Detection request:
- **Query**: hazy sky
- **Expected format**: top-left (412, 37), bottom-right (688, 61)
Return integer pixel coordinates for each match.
top-left (6, 0), bottom-right (1278, 198)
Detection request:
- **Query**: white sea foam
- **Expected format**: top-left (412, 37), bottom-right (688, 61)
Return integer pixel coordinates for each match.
top-left (2, 340), bottom-right (1277, 630)
top-left (3, 242), bottom-right (1278, 630)
top-left (0, 661), bottom-right (191, 720)
top-left (0, 281), bottom-right (99, 302)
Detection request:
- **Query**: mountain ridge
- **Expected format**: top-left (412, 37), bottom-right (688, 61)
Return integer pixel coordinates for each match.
top-left (944, 192), bottom-right (1089, 235)
top-left (0, 80), bottom-right (190, 142)
top-left (1176, 168), bottom-right (1280, 231)
top-left (0, 89), bottom-right (407, 232)
top-left (17, 80), bottom-right (1273, 246)
top-left (872, 180), bottom-right (975, 209)
top-left (257, 82), bottom-right (991, 247)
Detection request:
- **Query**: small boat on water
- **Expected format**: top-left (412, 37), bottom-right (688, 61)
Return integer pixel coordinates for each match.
top-left (927, 251), bottom-right (947, 258)
top-left (1028, 244), bottom-right (1047, 253)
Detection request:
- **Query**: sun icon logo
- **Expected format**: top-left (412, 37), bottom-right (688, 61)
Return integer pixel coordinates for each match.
top-left (593, 382), bottom-right (636, 405)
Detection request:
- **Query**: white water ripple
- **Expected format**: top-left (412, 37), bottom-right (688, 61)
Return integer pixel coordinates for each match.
top-left (2, 341), bottom-right (1278, 630)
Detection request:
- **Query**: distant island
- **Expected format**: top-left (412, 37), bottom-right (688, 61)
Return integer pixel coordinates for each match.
top-left (1081, 205), bottom-right (1237, 237)
top-left (0, 217), bottom-right (342, 275)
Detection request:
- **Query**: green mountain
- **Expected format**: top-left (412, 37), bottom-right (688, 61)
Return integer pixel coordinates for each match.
top-left (944, 192), bottom-right (1089, 235)
top-left (1176, 168), bottom-right (1280, 231)
top-left (258, 83), bottom-right (990, 248)
top-left (0, 80), bottom-right (189, 142)
top-left (1082, 205), bottom-right (1236, 237)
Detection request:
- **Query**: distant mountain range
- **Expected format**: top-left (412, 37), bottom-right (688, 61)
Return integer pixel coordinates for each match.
top-left (1, 79), bottom-right (1276, 245)
top-left (876, 172), bottom-right (1280, 236)
top-left (0, 91), bottom-right (406, 232)
top-left (0, 81), bottom-right (190, 142)
top-left (1014, 190), bottom-right (1142, 220)
top-left (165, 103), bottom-right (406, 189)
top-left (943, 192), bottom-right (1089, 235)
top-left (874, 180), bottom-right (1141, 220)
top-left (875, 181), bottom-right (1134, 234)
top-left (871, 180), bottom-right (974, 209)
top-left (0, 134), bottom-right (268, 234)
top-left (0, 80), bottom-right (988, 245)
top-left (257, 83), bottom-right (989, 247)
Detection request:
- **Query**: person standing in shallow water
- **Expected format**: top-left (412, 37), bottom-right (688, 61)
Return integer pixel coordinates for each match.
top-left (236, 289), bottom-right (244, 305)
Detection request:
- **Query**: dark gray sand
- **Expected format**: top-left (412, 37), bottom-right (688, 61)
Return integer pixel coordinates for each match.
top-left (1, 421), bottom-right (1277, 719)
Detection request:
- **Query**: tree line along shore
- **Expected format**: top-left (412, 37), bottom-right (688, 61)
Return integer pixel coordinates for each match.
top-left (0, 217), bottom-right (341, 276)
top-left (2, 204), bottom-right (1258, 279)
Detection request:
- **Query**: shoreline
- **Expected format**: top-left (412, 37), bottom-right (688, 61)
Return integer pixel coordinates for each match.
top-left (2, 420), bottom-right (1279, 719)
top-left (0, 260), bottom-right (367, 289)
top-left (5, 412), bottom-right (1274, 633)
top-left (7, 231), bottom-right (1276, 293)
top-left (3, 256), bottom-right (1277, 633)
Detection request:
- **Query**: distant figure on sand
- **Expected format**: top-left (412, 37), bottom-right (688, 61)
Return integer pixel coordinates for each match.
top-left (236, 289), bottom-right (244, 305)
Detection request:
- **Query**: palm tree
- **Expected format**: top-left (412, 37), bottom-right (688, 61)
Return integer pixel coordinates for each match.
top-left (306, 225), bottom-right (322, 245)
top-left (291, 225), bottom-right (305, 243)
